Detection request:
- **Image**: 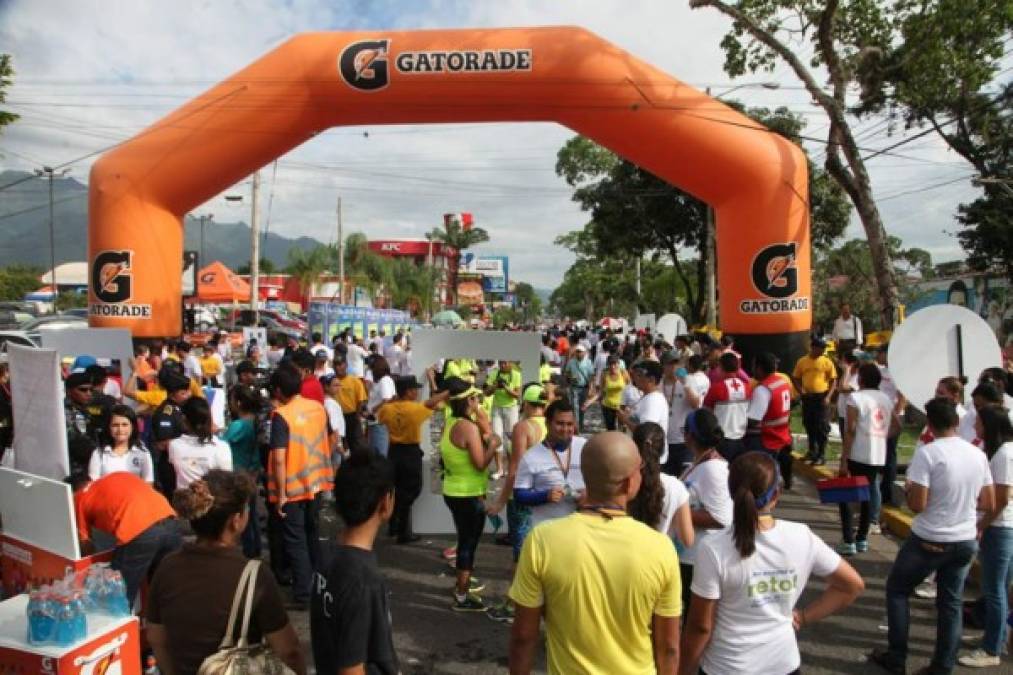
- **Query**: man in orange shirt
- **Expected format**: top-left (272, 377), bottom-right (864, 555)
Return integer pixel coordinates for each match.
top-left (71, 472), bottom-right (181, 607)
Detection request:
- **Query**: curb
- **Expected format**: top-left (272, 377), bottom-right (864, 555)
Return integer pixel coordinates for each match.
top-left (791, 453), bottom-right (913, 539)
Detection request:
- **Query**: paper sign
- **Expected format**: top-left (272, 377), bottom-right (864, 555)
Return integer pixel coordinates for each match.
top-left (9, 344), bottom-right (69, 481)
top-left (656, 313), bottom-right (688, 346)
top-left (242, 327), bottom-right (267, 352)
top-left (635, 313), bottom-right (656, 333)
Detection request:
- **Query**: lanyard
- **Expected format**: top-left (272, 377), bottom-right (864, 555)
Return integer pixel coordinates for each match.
top-left (547, 441), bottom-right (572, 479)
top-left (684, 449), bottom-right (721, 480)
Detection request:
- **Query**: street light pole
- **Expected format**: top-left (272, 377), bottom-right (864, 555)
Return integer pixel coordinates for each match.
top-left (336, 196), bottom-right (344, 305)
top-left (35, 166), bottom-right (70, 306)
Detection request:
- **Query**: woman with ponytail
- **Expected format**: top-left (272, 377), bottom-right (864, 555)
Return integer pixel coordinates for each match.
top-left (679, 408), bottom-right (733, 611)
top-left (146, 470), bottom-right (306, 675)
top-left (679, 452), bottom-right (864, 675)
top-left (629, 422), bottom-right (694, 548)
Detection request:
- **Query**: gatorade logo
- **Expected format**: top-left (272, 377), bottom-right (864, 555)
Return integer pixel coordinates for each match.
top-left (339, 39), bottom-right (391, 91)
top-left (751, 242), bottom-right (798, 299)
top-left (92, 250), bottom-right (133, 303)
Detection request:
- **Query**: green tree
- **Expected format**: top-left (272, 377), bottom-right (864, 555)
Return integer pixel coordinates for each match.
top-left (425, 219), bottom-right (491, 305)
top-left (55, 290), bottom-right (87, 311)
top-left (0, 55), bottom-right (19, 134)
top-left (0, 265), bottom-right (42, 301)
top-left (491, 306), bottom-right (521, 329)
top-left (512, 282), bottom-right (543, 324)
top-left (285, 246), bottom-right (330, 299)
top-left (236, 257), bottom-right (276, 275)
top-left (335, 233), bottom-right (394, 303)
top-left (690, 0), bottom-right (906, 326)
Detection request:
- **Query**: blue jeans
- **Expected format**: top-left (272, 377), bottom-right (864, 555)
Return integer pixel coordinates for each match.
top-left (267, 498), bottom-right (320, 603)
top-left (111, 517), bottom-right (182, 608)
top-left (569, 386), bottom-right (588, 431)
top-left (241, 491), bottom-right (261, 559)
top-left (879, 435), bottom-right (899, 515)
top-left (369, 422), bottom-right (389, 458)
top-left (838, 460), bottom-right (881, 543)
top-left (980, 526), bottom-right (1013, 656)
top-left (885, 534), bottom-right (977, 672)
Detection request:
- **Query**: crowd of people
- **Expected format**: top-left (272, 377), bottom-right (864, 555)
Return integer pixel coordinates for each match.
top-left (38, 304), bottom-right (1013, 674)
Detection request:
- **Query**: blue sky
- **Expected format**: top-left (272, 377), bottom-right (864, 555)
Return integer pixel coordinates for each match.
top-left (0, 0), bottom-right (986, 288)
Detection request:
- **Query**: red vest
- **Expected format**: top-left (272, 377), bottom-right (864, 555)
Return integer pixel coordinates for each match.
top-left (759, 374), bottom-right (792, 450)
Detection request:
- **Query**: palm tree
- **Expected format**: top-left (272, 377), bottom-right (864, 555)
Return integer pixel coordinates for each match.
top-left (332, 233), bottom-right (395, 306)
top-left (425, 217), bottom-right (490, 305)
top-left (285, 246), bottom-right (330, 301)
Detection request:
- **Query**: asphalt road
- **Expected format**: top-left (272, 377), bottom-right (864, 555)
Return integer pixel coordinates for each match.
top-left (284, 407), bottom-right (995, 674)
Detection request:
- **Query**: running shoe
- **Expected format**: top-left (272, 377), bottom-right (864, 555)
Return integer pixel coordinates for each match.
top-left (467, 577), bottom-right (486, 594)
top-left (487, 601), bottom-right (515, 624)
top-left (958, 649), bottom-right (1000, 668)
top-left (856, 539), bottom-right (869, 553)
top-left (914, 583), bottom-right (937, 600)
top-left (837, 542), bottom-right (857, 556)
top-left (869, 523), bottom-right (882, 535)
top-left (451, 593), bottom-right (487, 612)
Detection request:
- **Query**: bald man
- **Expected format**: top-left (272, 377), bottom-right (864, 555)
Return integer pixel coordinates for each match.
top-left (508, 432), bottom-right (682, 675)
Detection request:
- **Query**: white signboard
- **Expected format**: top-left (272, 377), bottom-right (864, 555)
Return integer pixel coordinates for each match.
top-left (656, 313), bottom-right (689, 346)
top-left (40, 327), bottom-right (134, 382)
top-left (889, 304), bottom-right (1002, 412)
top-left (10, 344), bottom-right (69, 481)
top-left (635, 313), bottom-right (657, 333)
top-left (407, 328), bottom-right (541, 534)
top-left (0, 467), bottom-right (81, 559)
top-left (242, 327), bottom-right (268, 353)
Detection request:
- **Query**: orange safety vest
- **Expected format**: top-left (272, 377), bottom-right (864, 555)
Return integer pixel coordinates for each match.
top-left (267, 395), bottom-right (333, 503)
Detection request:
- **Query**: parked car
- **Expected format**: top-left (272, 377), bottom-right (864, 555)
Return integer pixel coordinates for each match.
top-left (225, 309), bottom-right (303, 342)
top-left (60, 308), bottom-right (89, 319)
top-left (0, 330), bottom-right (37, 349)
top-left (20, 315), bottom-right (89, 345)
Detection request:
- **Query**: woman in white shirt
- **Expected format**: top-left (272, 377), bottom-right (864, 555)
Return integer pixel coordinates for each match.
top-left (680, 452), bottom-right (864, 675)
top-left (837, 363), bottom-right (895, 556)
top-left (628, 422), bottom-right (694, 548)
top-left (679, 408), bottom-right (733, 613)
top-left (167, 397), bottom-right (232, 490)
top-left (835, 351), bottom-right (860, 431)
top-left (88, 405), bottom-right (154, 482)
top-left (960, 406), bottom-right (1013, 667)
top-left (365, 356), bottom-right (396, 458)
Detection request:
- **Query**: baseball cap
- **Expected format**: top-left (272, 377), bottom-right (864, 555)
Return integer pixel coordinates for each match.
top-left (522, 384), bottom-right (547, 404)
top-left (235, 360), bottom-right (259, 376)
top-left (71, 355), bottom-right (97, 371)
top-left (632, 360), bottom-right (663, 381)
top-left (661, 350), bottom-right (681, 365)
top-left (320, 372), bottom-right (338, 387)
top-left (65, 371), bottom-right (92, 389)
top-left (395, 375), bottom-right (423, 396)
top-left (574, 344), bottom-right (587, 352)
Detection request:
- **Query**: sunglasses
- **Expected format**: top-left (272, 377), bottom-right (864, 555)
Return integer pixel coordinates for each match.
top-left (75, 386), bottom-right (93, 393)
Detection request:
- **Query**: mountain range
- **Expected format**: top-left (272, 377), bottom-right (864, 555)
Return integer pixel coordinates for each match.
top-left (0, 170), bottom-right (323, 270)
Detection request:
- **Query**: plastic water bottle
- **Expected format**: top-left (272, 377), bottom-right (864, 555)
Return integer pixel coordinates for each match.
top-left (71, 592), bottom-right (87, 641)
top-left (106, 570), bottom-right (131, 617)
top-left (54, 597), bottom-right (76, 646)
top-left (26, 590), bottom-right (43, 644)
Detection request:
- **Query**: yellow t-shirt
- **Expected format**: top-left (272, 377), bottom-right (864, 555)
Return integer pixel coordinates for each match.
top-left (377, 400), bottom-right (434, 445)
top-left (334, 375), bottom-right (368, 414)
top-left (509, 512), bottom-right (681, 675)
top-left (199, 355), bottom-right (222, 379)
top-left (602, 371), bottom-right (627, 410)
top-left (133, 381), bottom-right (204, 408)
top-left (792, 355), bottom-right (837, 394)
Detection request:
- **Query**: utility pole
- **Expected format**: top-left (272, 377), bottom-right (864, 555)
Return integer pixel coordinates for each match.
top-left (634, 255), bottom-right (642, 320)
top-left (250, 171), bottom-right (261, 323)
top-left (35, 166), bottom-right (69, 306)
top-left (198, 213), bottom-right (214, 266)
top-left (705, 206), bottom-right (717, 326)
top-left (336, 196), bottom-right (344, 305)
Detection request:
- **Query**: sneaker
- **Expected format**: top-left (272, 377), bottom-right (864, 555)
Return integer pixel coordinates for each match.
top-left (869, 523), bottom-right (882, 535)
top-left (958, 649), bottom-right (1000, 668)
top-left (856, 539), bottom-right (869, 553)
top-left (468, 577), bottom-right (486, 594)
top-left (837, 542), bottom-right (857, 556)
top-left (868, 647), bottom-right (906, 675)
top-left (486, 601), bottom-right (515, 624)
top-left (451, 593), bottom-right (487, 612)
top-left (914, 583), bottom-right (937, 600)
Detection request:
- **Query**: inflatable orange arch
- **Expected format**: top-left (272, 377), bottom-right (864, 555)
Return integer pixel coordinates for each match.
top-left (89, 26), bottom-right (811, 361)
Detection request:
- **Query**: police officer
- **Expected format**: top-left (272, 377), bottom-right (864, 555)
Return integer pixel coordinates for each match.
top-left (150, 368), bottom-right (192, 496)
top-left (65, 370), bottom-right (106, 472)
top-left (84, 364), bottom-right (116, 433)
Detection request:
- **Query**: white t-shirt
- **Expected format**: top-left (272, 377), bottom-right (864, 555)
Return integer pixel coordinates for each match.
top-left (620, 384), bottom-right (642, 409)
top-left (88, 445), bottom-right (154, 483)
top-left (515, 436), bottom-right (587, 526)
top-left (908, 436), bottom-right (993, 542)
top-left (847, 389), bottom-right (893, 466)
top-left (832, 314), bottom-right (863, 343)
top-left (989, 441), bottom-right (1013, 528)
top-left (367, 375), bottom-right (396, 416)
top-left (323, 397), bottom-right (347, 440)
top-left (658, 473), bottom-right (689, 535)
top-left (878, 364), bottom-right (899, 408)
top-left (681, 457), bottom-right (732, 565)
top-left (666, 373), bottom-right (710, 444)
top-left (182, 354), bottom-right (203, 380)
top-left (345, 344), bottom-right (368, 377)
top-left (102, 379), bottom-right (122, 401)
top-left (384, 345), bottom-right (405, 375)
top-left (266, 347), bottom-right (285, 368)
top-left (632, 390), bottom-right (670, 459)
top-left (168, 434), bottom-right (233, 490)
top-left (692, 521), bottom-right (842, 675)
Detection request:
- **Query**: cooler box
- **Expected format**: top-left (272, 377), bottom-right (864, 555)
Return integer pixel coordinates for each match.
top-left (817, 476), bottom-right (870, 504)
top-left (1, 534), bottom-right (113, 599)
top-left (0, 594), bottom-right (141, 674)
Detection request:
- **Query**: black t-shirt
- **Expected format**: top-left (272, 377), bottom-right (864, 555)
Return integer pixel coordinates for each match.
top-left (310, 544), bottom-right (398, 675)
top-left (151, 401), bottom-right (184, 442)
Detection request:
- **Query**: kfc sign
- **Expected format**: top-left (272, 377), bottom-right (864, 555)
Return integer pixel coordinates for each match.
top-left (380, 242), bottom-right (401, 253)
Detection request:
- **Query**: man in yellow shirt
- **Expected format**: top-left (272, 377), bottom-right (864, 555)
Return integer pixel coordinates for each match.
top-left (332, 355), bottom-right (367, 449)
top-left (509, 432), bottom-right (681, 675)
top-left (791, 337), bottom-right (838, 465)
top-left (376, 373), bottom-right (449, 544)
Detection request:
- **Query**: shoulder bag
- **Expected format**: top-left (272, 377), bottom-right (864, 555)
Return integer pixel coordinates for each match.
top-left (197, 559), bottom-right (295, 675)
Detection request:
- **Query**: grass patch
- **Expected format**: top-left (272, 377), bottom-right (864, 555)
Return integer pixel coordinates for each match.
top-left (789, 410), bottom-right (919, 465)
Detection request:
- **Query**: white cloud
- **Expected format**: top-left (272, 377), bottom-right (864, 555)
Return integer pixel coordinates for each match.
top-left (0, 0), bottom-right (978, 289)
